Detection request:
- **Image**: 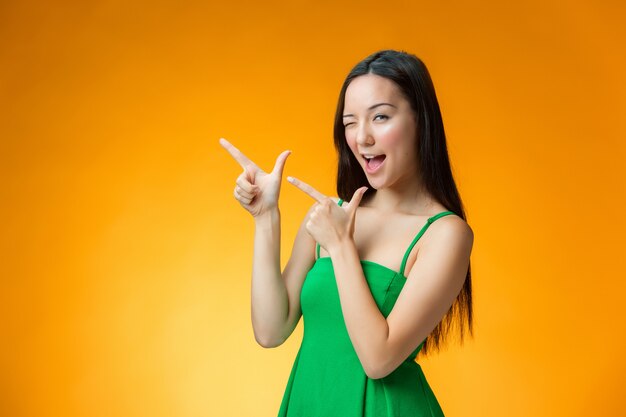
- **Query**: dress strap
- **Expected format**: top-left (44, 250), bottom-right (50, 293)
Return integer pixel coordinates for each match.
top-left (398, 211), bottom-right (456, 276)
top-left (316, 198), bottom-right (344, 259)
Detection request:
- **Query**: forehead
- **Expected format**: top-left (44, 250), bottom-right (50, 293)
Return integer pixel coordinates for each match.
top-left (344, 74), bottom-right (404, 110)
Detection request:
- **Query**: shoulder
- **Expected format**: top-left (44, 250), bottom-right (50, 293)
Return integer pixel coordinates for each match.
top-left (405, 213), bottom-right (473, 284)
top-left (424, 213), bottom-right (474, 254)
top-left (436, 213), bottom-right (473, 239)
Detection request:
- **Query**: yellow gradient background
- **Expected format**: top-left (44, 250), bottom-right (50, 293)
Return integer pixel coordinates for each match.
top-left (1, 1), bottom-right (625, 416)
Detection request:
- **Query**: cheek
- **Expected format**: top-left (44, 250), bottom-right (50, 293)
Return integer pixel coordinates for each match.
top-left (345, 132), bottom-right (359, 154)
top-left (378, 123), bottom-right (406, 148)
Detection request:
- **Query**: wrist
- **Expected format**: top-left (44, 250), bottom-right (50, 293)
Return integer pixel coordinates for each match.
top-left (254, 208), bottom-right (280, 228)
top-left (327, 236), bottom-right (357, 260)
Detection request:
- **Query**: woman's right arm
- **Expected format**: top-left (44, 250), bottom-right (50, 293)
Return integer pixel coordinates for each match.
top-left (251, 204), bottom-right (316, 348)
top-left (219, 138), bottom-right (315, 348)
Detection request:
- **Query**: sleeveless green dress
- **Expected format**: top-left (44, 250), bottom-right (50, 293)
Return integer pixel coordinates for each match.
top-left (277, 199), bottom-right (455, 416)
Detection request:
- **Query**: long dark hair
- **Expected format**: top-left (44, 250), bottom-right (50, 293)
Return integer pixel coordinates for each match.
top-left (333, 49), bottom-right (473, 357)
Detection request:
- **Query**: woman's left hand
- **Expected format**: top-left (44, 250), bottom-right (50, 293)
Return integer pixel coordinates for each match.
top-left (287, 175), bottom-right (368, 255)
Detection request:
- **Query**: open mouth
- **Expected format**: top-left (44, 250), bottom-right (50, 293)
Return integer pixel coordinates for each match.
top-left (362, 154), bottom-right (386, 172)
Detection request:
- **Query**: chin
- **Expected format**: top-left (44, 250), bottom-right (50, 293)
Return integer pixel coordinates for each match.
top-left (364, 178), bottom-right (383, 190)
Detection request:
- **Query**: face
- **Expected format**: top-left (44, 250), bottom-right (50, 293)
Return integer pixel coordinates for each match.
top-left (342, 73), bottom-right (419, 190)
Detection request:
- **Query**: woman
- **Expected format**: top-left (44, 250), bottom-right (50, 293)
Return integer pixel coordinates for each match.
top-left (220, 49), bottom-right (474, 416)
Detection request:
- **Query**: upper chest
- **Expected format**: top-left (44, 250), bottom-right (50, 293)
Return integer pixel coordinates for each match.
top-left (318, 207), bottom-right (437, 274)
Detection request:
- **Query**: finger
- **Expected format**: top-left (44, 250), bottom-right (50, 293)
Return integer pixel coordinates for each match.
top-left (219, 138), bottom-right (259, 171)
top-left (287, 176), bottom-right (327, 203)
top-left (244, 168), bottom-right (256, 184)
top-left (235, 185), bottom-right (255, 200)
top-left (347, 186), bottom-right (368, 214)
top-left (236, 174), bottom-right (260, 194)
top-left (271, 150), bottom-right (292, 177)
top-left (234, 188), bottom-right (253, 205)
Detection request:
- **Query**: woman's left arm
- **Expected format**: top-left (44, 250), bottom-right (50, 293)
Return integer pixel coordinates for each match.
top-left (329, 217), bottom-right (473, 380)
top-left (286, 175), bottom-right (473, 380)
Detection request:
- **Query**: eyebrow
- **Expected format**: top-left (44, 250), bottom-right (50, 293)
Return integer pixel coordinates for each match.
top-left (343, 102), bottom-right (396, 118)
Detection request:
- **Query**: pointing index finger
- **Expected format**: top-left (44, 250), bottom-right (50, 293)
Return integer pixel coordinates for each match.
top-left (219, 138), bottom-right (258, 170)
top-left (287, 176), bottom-right (327, 203)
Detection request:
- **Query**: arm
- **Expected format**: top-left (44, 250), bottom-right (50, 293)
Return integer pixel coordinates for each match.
top-left (218, 138), bottom-right (315, 348)
top-left (283, 175), bottom-right (473, 377)
top-left (328, 216), bottom-right (474, 379)
top-left (251, 204), bottom-right (318, 348)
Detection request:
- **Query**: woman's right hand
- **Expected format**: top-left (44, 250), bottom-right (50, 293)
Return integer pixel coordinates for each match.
top-left (219, 138), bottom-right (291, 218)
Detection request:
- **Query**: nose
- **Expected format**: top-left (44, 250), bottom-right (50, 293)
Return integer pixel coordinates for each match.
top-left (355, 122), bottom-right (374, 147)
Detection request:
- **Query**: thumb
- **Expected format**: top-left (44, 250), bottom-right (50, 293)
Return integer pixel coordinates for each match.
top-left (272, 150), bottom-right (292, 177)
top-left (244, 168), bottom-right (256, 184)
top-left (347, 186), bottom-right (368, 215)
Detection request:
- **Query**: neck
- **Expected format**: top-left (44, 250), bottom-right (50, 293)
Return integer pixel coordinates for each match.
top-left (364, 175), bottom-right (437, 216)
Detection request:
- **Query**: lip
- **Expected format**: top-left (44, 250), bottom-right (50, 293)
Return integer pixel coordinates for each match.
top-left (364, 155), bottom-right (385, 174)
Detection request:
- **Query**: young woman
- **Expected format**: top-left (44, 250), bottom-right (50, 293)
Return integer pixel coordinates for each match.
top-left (220, 49), bottom-right (474, 417)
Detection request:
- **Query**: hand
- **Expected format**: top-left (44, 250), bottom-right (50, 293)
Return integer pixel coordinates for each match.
top-left (287, 175), bottom-right (368, 254)
top-left (219, 138), bottom-right (291, 218)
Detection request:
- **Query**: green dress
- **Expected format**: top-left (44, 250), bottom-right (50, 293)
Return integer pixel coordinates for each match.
top-left (277, 199), bottom-right (455, 416)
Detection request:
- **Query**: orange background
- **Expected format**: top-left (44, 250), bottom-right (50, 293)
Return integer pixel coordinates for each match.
top-left (1, 1), bottom-right (625, 416)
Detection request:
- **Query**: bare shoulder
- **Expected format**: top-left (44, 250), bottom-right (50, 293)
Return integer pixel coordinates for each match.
top-left (436, 213), bottom-right (473, 238)
top-left (423, 213), bottom-right (474, 256)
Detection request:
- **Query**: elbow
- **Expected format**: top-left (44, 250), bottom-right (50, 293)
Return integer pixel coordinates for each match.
top-left (364, 366), bottom-right (391, 380)
top-left (254, 331), bottom-right (285, 349)
top-left (362, 359), bottom-right (394, 380)
top-left (253, 315), bottom-right (298, 348)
